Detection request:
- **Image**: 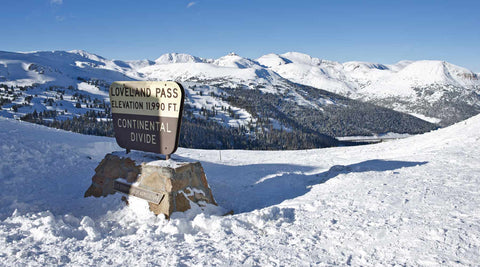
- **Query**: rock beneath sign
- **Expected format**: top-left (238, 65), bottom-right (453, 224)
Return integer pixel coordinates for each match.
top-left (84, 152), bottom-right (217, 218)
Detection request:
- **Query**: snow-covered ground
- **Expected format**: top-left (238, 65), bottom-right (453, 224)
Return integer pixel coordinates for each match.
top-left (1, 115), bottom-right (479, 265)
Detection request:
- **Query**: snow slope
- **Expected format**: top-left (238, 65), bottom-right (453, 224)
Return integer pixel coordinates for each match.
top-left (155, 53), bottom-right (205, 64)
top-left (1, 114), bottom-right (479, 265)
top-left (0, 50), bottom-right (138, 88)
top-left (357, 60), bottom-right (480, 98)
top-left (258, 52), bottom-right (357, 95)
top-left (259, 52), bottom-right (480, 96)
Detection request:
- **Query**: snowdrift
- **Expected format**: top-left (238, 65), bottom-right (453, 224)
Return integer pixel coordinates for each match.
top-left (0, 115), bottom-right (479, 265)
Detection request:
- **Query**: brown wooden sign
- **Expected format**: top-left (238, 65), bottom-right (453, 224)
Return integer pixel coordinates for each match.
top-left (109, 81), bottom-right (185, 155)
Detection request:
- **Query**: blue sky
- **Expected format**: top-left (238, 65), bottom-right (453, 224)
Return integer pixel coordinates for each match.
top-left (1, 0), bottom-right (479, 72)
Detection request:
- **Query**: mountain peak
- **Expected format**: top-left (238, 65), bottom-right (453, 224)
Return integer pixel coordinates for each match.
top-left (67, 50), bottom-right (105, 61)
top-left (213, 53), bottom-right (260, 69)
top-left (154, 53), bottom-right (203, 64)
top-left (280, 52), bottom-right (323, 66)
top-left (257, 54), bottom-right (292, 67)
top-left (394, 60), bottom-right (477, 85)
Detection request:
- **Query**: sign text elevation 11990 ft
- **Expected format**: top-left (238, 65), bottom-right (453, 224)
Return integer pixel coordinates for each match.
top-left (109, 81), bottom-right (185, 156)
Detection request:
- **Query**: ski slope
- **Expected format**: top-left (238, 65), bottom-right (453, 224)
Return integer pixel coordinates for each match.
top-left (0, 115), bottom-right (479, 265)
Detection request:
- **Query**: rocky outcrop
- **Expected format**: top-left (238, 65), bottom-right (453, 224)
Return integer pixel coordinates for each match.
top-left (85, 154), bottom-right (140, 197)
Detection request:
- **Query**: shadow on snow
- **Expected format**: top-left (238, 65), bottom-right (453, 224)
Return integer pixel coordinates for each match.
top-left (200, 159), bottom-right (428, 214)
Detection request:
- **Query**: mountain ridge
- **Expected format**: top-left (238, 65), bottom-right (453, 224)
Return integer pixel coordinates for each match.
top-left (1, 49), bottom-right (478, 149)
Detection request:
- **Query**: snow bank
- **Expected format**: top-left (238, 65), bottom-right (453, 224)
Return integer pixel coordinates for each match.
top-left (1, 115), bottom-right (480, 265)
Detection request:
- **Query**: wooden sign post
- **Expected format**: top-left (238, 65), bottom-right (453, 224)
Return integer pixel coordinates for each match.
top-left (109, 81), bottom-right (185, 158)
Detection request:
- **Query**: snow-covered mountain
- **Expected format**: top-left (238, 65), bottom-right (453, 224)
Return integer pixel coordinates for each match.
top-left (261, 52), bottom-right (480, 125)
top-left (0, 50), bottom-right (293, 97)
top-left (154, 53), bottom-right (205, 64)
top-left (1, 50), bottom-right (478, 126)
top-left (0, 50), bottom-right (289, 138)
top-left (1, 111), bottom-right (479, 265)
top-left (0, 50), bottom-right (139, 86)
top-left (258, 52), bottom-right (480, 97)
top-left (1, 50), bottom-right (440, 147)
top-left (1, 49), bottom-right (478, 143)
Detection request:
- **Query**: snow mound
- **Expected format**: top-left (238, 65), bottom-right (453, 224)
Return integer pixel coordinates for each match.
top-left (68, 50), bottom-right (106, 62)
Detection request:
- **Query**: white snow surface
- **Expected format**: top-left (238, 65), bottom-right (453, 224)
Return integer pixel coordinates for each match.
top-left (77, 82), bottom-right (109, 97)
top-left (409, 113), bottom-right (443, 124)
top-left (1, 115), bottom-right (480, 265)
top-left (213, 53), bottom-right (261, 69)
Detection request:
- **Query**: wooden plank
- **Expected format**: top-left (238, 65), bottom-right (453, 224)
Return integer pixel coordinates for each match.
top-left (114, 180), bottom-right (165, 204)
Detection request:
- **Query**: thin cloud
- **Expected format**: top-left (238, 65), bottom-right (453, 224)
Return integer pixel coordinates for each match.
top-left (50, 0), bottom-right (63, 5)
top-left (187, 2), bottom-right (196, 8)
